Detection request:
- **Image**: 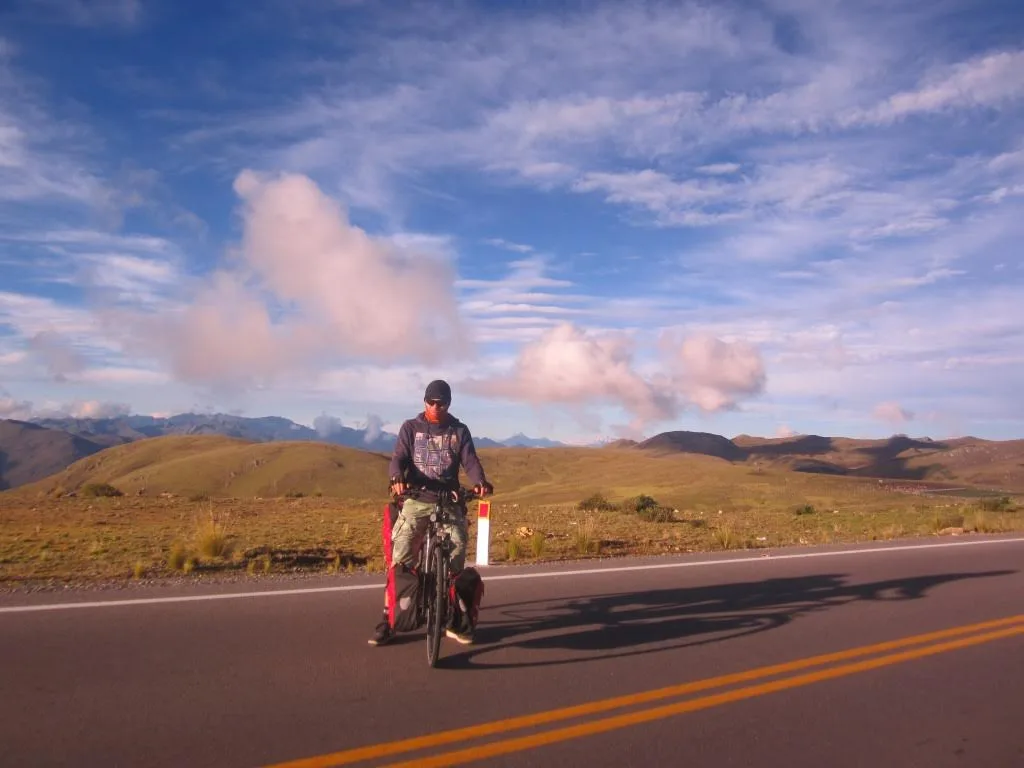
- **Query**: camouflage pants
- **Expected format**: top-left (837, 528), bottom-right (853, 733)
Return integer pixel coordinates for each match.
top-left (391, 497), bottom-right (468, 573)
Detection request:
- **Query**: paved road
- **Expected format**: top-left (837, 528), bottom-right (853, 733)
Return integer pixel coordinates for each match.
top-left (2, 536), bottom-right (1023, 768)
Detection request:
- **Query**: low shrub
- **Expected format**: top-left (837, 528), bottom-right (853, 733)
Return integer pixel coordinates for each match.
top-left (979, 496), bottom-right (1013, 513)
top-left (794, 504), bottom-right (816, 516)
top-left (82, 483), bottom-right (123, 498)
top-left (636, 505), bottom-right (675, 523)
top-left (621, 494), bottom-right (659, 515)
top-left (621, 494), bottom-right (674, 522)
top-left (578, 492), bottom-right (614, 512)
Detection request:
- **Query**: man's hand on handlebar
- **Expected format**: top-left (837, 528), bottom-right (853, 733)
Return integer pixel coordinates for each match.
top-left (390, 479), bottom-right (408, 497)
top-left (472, 481), bottom-right (493, 498)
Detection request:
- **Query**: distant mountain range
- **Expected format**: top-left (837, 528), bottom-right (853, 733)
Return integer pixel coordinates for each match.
top-left (0, 413), bottom-right (567, 490)
top-left (3, 415), bottom-right (1022, 493)
top-left (0, 420), bottom-right (105, 491)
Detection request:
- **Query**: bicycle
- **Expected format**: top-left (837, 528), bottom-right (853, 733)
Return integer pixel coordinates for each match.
top-left (393, 486), bottom-right (486, 667)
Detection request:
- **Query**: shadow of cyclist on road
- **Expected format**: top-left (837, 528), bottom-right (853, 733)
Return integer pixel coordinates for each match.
top-left (440, 569), bottom-right (1014, 670)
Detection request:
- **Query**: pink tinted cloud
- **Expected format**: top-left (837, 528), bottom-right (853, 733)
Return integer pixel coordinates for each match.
top-left (121, 171), bottom-right (470, 387)
top-left (465, 323), bottom-right (677, 422)
top-left (664, 332), bottom-right (767, 412)
top-left (465, 323), bottom-right (766, 426)
top-left (873, 401), bottom-right (914, 424)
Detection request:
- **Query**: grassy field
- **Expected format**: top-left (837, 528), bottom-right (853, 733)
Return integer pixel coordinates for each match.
top-left (1, 439), bottom-right (1021, 585)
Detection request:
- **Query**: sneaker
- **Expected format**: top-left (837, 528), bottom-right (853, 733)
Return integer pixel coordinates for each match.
top-left (368, 621), bottom-right (393, 646)
top-left (445, 627), bottom-right (474, 645)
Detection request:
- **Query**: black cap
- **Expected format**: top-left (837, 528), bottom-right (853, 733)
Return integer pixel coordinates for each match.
top-left (424, 379), bottom-right (452, 404)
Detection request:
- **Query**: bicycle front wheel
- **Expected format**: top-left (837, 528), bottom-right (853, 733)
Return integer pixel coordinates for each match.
top-left (425, 543), bottom-right (447, 667)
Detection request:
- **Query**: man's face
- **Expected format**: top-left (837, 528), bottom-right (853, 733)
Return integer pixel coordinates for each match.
top-left (424, 398), bottom-right (450, 421)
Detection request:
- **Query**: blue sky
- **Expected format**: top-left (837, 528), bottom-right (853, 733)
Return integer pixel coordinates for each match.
top-left (1, 0), bottom-right (1023, 444)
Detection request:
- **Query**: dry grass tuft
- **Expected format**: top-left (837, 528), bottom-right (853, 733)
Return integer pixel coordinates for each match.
top-left (713, 525), bottom-right (738, 550)
top-left (573, 515), bottom-right (600, 555)
top-left (505, 536), bottom-right (520, 561)
top-left (166, 541), bottom-right (187, 571)
top-left (195, 509), bottom-right (232, 559)
top-left (530, 530), bottom-right (546, 558)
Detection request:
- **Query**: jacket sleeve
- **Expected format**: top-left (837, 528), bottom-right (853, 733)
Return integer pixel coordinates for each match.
top-left (389, 421), bottom-right (414, 481)
top-left (458, 425), bottom-right (487, 487)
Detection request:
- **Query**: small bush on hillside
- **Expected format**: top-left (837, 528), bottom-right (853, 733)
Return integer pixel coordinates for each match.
top-left (979, 496), bottom-right (1014, 513)
top-left (621, 494), bottom-right (659, 514)
top-left (794, 504), bottom-right (816, 516)
top-left (578, 492), bottom-right (614, 512)
top-left (285, 491), bottom-right (305, 499)
top-left (188, 493), bottom-right (210, 503)
top-left (620, 494), bottom-right (674, 522)
top-left (637, 506), bottom-right (675, 523)
top-left (82, 482), bottom-right (123, 498)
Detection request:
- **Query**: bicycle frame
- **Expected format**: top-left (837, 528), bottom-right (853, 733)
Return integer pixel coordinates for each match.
top-left (421, 500), bottom-right (456, 667)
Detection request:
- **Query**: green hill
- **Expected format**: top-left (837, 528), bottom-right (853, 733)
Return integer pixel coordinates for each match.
top-left (15, 435), bottom-right (391, 500)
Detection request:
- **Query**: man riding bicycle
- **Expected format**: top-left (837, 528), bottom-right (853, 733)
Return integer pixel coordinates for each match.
top-left (369, 379), bottom-right (493, 647)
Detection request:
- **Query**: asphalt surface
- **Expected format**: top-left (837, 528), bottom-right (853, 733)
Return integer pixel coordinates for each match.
top-left (2, 536), bottom-right (1023, 768)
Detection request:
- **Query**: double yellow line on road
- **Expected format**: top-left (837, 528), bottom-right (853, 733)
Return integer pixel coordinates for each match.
top-left (266, 615), bottom-right (1024, 768)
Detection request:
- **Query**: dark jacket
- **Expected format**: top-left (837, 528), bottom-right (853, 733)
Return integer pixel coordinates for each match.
top-left (388, 413), bottom-right (488, 502)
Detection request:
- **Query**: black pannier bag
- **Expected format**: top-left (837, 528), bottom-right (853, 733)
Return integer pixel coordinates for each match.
top-left (450, 567), bottom-right (485, 633)
top-left (387, 563), bottom-right (421, 632)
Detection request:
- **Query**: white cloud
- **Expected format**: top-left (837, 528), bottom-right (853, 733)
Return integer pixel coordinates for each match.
top-left (0, 395), bottom-right (33, 420)
top-left (80, 252), bottom-right (180, 304)
top-left (30, 0), bottom-right (141, 28)
top-left (698, 163), bottom-right (741, 175)
top-left (77, 367), bottom-right (168, 384)
top-left (854, 51), bottom-right (1024, 126)
top-left (484, 238), bottom-right (534, 254)
top-left (64, 399), bottom-right (132, 418)
top-left (0, 52), bottom-right (111, 209)
top-left (25, 330), bottom-right (87, 381)
top-left (0, 395), bottom-right (131, 420)
top-left (0, 292), bottom-right (108, 349)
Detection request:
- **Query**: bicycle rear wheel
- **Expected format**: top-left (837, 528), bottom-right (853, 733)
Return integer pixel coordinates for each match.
top-left (425, 543), bottom-right (447, 667)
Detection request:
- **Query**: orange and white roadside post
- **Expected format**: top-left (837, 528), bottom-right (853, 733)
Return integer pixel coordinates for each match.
top-left (475, 499), bottom-right (491, 567)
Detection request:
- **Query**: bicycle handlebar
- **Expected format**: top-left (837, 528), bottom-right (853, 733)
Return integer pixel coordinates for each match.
top-left (390, 484), bottom-right (493, 503)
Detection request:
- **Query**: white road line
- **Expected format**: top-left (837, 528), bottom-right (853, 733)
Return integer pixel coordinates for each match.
top-left (2, 536), bottom-right (1022, 614)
